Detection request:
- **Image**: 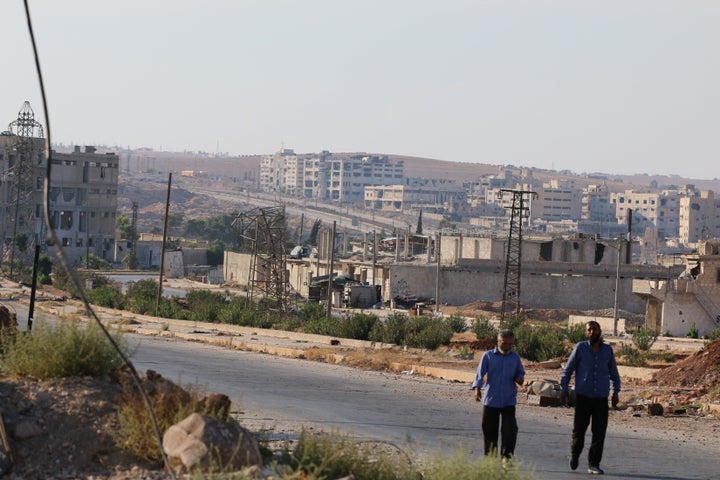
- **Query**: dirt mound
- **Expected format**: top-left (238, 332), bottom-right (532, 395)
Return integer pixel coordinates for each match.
top-left (651, 339), bottom-right (720, 393)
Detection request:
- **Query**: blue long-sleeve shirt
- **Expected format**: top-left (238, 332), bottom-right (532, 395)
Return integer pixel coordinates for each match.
top-left (561, 340), bottom-right (621, 398)
top-left (471, 348), bottom-right (525, 408)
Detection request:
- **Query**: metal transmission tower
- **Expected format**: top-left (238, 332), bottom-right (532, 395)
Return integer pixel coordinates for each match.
top-left (232, 205), bottom-right (289, 310)
top-left (3, 102), bottom-right (45, 273)
top-left (497, 189), bottom-right (536, 322)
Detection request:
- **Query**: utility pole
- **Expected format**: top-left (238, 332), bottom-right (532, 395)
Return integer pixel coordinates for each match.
top-left (156, 173), bottom-right (172, 316)
top-left (613, 234), bottom-right (623, 336)
top-left (435, 233), bottom-right (441, 314)
top-left (326, 221), bottom-right (336, 319)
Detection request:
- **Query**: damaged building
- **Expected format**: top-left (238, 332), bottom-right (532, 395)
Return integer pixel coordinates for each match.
top-left (638, 239), bottom-right (720, 337)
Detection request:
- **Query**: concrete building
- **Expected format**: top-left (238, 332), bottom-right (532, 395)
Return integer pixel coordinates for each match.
top-left (679, 190), bottom-right (720, 246)
top-left (0, 123), bottom-right (119, 266)
top-left (639, 239), bottom-right (720, 337)
top-left (530, 179), bottom-right (583, 222)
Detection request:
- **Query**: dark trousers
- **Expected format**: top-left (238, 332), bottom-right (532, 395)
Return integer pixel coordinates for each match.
top-left (481, 405), bottom-right (518, 458)
top-left (571, 394), bottom-right (609, 467)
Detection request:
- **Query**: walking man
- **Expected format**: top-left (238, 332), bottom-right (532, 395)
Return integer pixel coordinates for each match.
top-left (472, 329), bottom-right (525, 464)
top-left (560, 321), bottom-right (621, 475)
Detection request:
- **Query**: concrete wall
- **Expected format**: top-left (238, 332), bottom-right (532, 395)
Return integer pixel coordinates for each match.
top-left (438, 235), bottom-right (625, 267)
top-left (568, 315), bottom-right (626, 334)
top-left (389, 263), bottom-right (645, 313)
top-left (223, 251), bottom-right (252, 284)
top-left (660, 291), bottom-right (715, 337)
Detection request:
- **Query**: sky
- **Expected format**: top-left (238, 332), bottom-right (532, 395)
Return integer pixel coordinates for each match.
top-left (2, 1), bottom-right (719, 180)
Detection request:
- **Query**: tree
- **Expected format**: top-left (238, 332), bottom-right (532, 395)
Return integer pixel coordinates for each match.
top-left (416, 209), bottom-right (423, 235)
top-left (13, 233), bottom-right (28, 254)
top-left (116, 215), bottom-right (138, 241)
top-left (207, 240), bottom-right (225, 266)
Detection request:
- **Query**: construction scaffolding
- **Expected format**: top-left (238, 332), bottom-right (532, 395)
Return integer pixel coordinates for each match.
top-left (2, 102), bottom-right (45, 274)
top-left (231, 205), bottom-right (289, 310)
top-left (498, 188), bottom-right (536, 322)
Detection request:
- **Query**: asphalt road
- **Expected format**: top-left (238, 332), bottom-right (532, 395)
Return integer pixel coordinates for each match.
top-left (5, 297), bottom-right (715, 480)
top-left (129, 334), bottom-right (717, 480)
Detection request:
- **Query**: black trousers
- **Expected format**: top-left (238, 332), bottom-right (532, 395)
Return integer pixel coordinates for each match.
top-left (571, 394), bottom-right (609, 467)
top-left (481, 405), bottom-right (518, 458)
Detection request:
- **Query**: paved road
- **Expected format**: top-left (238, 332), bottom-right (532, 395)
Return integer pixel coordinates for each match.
top-left (5, 296), bottom-right (715, 480)
top-left (128, 334), bottom-right (717, 480)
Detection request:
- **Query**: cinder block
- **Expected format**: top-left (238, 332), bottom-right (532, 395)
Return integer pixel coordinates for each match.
top-left (527, 394), bottom-right (562, 407)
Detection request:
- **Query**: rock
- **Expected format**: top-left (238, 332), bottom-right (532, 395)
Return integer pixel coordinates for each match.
top-left (13, 420), bottom-right (43, 439)
top-left (163, 412), bottom-right (262, 473)
top-left (647, 403), bottom-right (664, 416)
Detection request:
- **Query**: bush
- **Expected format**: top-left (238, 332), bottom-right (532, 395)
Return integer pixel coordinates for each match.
top-left (470, 316), bottom-right (497, 340)
top-left (304, 317), bottom-right (341, 337)
top-left (299, 302), bottom-right (326, 322)
top-left (514, 324), bottom-right (568, 362)
top-left (86, 284), bottom-right (127, 309)
top-left (0, 319), bottom-right (127, 379)
top-left (126, 279), bottom-right (160, 315)
top-left (369, 312), bottom-right (409, 346)
top-left (185, 289), bottom-right (225, 323)
top-left (444, 313), bottom-right (467, 333)
top-left (686, 322), bottom-right (699, 339)
top-left (616, 343), bottom-right (647, 367)
top-left (705, 328), bottom-right (720, 343)
top-left (565, 323), bottom-right (586, 344)
top-left (338, 313), bottom-right (379, 341)
top-left (632, 328), bottom-right (658, 351)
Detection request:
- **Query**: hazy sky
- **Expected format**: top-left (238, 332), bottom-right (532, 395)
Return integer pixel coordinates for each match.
top-left (2, 1), bottom-right (719, 180)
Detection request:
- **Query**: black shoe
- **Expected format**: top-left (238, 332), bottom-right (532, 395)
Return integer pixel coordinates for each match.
top-left (588, 466), bottom-right (604, 475)
top-left (570, 455), bottom-right (579, 470)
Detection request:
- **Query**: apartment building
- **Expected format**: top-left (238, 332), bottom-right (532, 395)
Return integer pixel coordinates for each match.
top-left (679, 190), bottom-right (720, 246)
top-left (261, 148), bottom-right (405, 204)
top-left (0, 135), bottom-right (119, 265)
top-left (530, 179), bottom-right (582, 221)
top-left (364, 178), bottom-right (463, 212)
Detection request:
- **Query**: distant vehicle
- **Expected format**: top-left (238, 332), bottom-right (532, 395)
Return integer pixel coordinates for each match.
top-left (289, 245), bottom-right (315, 259)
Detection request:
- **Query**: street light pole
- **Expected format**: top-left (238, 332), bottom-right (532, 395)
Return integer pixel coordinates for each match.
top-left (613, 234), bottom-right (623, 336)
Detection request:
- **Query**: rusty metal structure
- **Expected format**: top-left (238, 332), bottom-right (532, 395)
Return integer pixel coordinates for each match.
top-left (231, 205), bottom-right (289, 309)
top-left (2, 102), bottom-right (45, 274)
top-left (498, 188), bottom-right (536, 322)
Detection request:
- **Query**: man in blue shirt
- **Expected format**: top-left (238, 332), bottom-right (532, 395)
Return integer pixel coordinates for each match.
top-left (560, 321), bottom-right (621, 475)
top-left (472, 329), bottom-right (525, 463)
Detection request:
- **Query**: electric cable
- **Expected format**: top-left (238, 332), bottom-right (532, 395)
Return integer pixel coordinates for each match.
top-left (21, 1), bottom-right (177, 477)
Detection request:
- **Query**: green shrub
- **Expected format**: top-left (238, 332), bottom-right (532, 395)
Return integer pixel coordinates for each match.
top-left (126, 279), bottom-right (160, 315)
top-left (470, 316), bottom-right (497, 340)
top-left (369, 312), bottom-right (409, 346)
top-left (514, 324), bottom-right (568, 362)
top-left (444, 313), bottom-right (467, 333)
top-left (0, 319), bottom-right (127, 379)
top-left (185, 289), bottom-right (225, 323)
top-left (686, 322), bottom-right (699, 339)
top-left (616, 343), bottom-right (647, 367)
top-left (304, 317), bottom-right (341, 337)
top-left (705, 328), bottom-right (720, 343)
top-left (338, 313), bottom-right (379, 341)
top-left (299, 302), bottom-right (326, 322)
top-left (86, 284), bottom-right (127, 309)
top-left (565, 323), bottom-right (586, 344)
top-left (408, 321), bottom-right (453, 350)
top-left (632, 328), bottom-right (658, 351)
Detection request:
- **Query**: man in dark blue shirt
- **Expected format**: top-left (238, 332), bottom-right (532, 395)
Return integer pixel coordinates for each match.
top-left (472, 329), bottom-right (525, 464)
top-left (560, 321), bottom-right (621, 475)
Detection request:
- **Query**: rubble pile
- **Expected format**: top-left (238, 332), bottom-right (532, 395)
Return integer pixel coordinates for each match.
top-left (650, 338), bottom-right (720, 397)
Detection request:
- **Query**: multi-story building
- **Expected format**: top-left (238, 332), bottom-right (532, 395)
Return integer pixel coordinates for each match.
top-left (1, 108), bottom-right (119, 267)
top-left (259, 148), bottom-right (300, 194)
top-left (531, 179), bottom-right (582, 222)
top-left (610, 189), bottom-right (686, 238)
top-left (363, 178), bottom-right (463, 212)
top-left (679, 190), bottom-right (720, 246)
top-left (261, 148), bottom-right (405, 204)
top-left (581, 183), bottom-right (614, 222)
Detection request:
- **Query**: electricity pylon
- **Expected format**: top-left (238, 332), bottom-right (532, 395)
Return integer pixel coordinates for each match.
top-left (497, 188), bottom-right (536, 322)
